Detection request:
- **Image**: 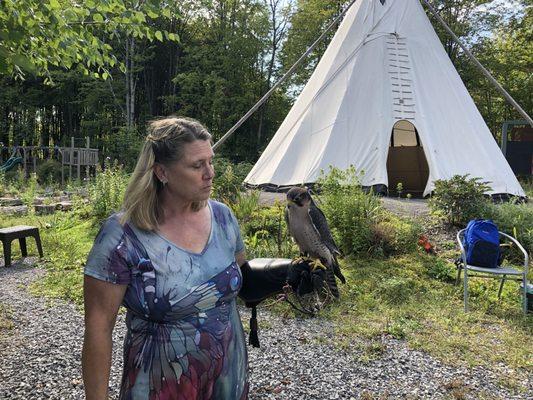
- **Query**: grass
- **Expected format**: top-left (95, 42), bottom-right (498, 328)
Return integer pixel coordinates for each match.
top-left (328, 254), bottom-right (532, 369)
top-left (0, 210), bottom-right (99, 306)
top-left (1, 197), bottom-right (531, 391)
top-left (0, 302), bottom-right (14, 334)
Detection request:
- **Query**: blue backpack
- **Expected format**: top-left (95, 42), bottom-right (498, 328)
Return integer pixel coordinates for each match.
top-left (463, 219), bottom-right (501, 268)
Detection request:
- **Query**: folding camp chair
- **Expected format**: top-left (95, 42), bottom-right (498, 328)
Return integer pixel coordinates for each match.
top-left (456, 229), bottom-right (529, 314)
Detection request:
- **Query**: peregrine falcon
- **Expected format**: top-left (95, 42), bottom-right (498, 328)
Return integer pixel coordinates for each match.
top-left (285, 187), bottom-right (346, 298)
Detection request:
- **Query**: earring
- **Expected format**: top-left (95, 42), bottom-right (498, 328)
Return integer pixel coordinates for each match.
top-left (161, 179), bottom-right (167, 185)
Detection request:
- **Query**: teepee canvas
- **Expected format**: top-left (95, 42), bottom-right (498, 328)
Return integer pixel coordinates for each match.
top-left (244, 0), bottom-right (525, 197)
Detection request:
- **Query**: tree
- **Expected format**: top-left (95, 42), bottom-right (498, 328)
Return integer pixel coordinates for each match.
top-left (279, 0), bottom-right (345, 89)
top-left (0, 0), bottom-right (178, 80)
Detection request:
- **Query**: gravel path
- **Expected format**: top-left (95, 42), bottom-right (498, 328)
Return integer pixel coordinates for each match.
top-left (0, 261), bottom-right (531, 399)
top-left (258, 191), bottom-right (429, 218)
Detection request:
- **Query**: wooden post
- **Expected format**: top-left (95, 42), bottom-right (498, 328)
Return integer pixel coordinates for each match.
top-left (77, 142), bottom-right (81, 182)
top-left (61, 148), bottom-right (64, 186)
top-left (70, 137), bottom-right (74, 182)
top-left (22, 147), bottom-right (27, 178)
top-left (85, 136), bottom-right (90, 182)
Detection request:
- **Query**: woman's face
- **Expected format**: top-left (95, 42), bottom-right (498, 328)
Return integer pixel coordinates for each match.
top-left (158, 140), bottom-right (215, 204)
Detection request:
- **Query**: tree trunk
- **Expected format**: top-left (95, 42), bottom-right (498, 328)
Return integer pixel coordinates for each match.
top-left (125, 36), bottom-right (136, 128)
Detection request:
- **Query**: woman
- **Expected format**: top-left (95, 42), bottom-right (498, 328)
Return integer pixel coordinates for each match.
top-left (82, 117), bottom-right (248, 400)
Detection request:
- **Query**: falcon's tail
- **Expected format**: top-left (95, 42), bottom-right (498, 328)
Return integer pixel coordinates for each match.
top-left (325, 268), bottom-right (341, 298)
top-left (332, 256), bottom-right (346, 284)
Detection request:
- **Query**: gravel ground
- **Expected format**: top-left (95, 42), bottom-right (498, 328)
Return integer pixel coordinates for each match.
top-left (0, 261), bottom-right (531, 399)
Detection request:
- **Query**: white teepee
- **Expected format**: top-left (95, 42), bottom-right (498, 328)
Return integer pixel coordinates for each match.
top-left (244, 0), bottom-right (525, 197)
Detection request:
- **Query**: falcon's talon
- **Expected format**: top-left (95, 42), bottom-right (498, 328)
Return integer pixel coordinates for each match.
top-left (309, 259), bottom-right (327, 272)
top-left (292, 256), bottom-right (311, 264)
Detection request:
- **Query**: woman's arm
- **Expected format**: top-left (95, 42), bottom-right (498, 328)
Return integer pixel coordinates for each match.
top-left (82, 276), bottom-right (127, 400)
top-left (236, 250), bottom-right (247, 267)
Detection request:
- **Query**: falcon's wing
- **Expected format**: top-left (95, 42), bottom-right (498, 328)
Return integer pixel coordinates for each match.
top-left (307, 201), bottom-right (341, 256)
top-left (308, 201), bottom-right (346, 286)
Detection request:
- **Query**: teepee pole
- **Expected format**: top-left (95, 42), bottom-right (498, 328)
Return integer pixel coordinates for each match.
top-left (421, 0), bottom-right (533, 127)
top-left (213, 0), bottom-right (359, 151)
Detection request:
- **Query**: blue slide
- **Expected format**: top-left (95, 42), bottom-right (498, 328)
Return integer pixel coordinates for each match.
top-left (0, 156), bottom-right (23, 172)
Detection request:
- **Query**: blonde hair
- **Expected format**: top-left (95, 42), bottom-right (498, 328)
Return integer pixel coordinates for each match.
top-left (121, 117), bottom-right (212, 231)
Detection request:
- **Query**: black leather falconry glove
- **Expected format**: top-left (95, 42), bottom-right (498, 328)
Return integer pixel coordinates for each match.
top-left (239, 258), bottom-right (292, 347)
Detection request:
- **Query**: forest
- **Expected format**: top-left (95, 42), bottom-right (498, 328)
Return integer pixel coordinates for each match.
top-left (0, 0), bottom-right (531, 167)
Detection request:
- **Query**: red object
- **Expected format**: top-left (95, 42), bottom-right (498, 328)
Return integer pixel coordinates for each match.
top-left (418, 235), bottom-right (435, 255)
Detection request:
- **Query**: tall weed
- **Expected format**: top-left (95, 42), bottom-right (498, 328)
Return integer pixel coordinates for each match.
top-left (89, 161), bottom-right (129, 221)
top-left (316, 166), bottom-right (382, 255)
top-left (490, 202), bottom-right (533, 255)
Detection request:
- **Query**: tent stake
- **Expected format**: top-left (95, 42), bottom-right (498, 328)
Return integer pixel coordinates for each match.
top-left (421, 0), bottom-right (532, 127)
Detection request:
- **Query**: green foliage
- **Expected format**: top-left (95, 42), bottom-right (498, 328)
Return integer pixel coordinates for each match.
top-left (279, 0), bottom-right (339, 87)
top-left (230, 191), bottom-right (261, 223)
top-left (103, 127), bottom-right (143, 170)
top-left (316, 166), bottom-right (383, 255)
top-left (238, 202), bottom-right (296, 259)
top-left (428, 174), bottom-right (491, 226)
top-left (89, 162), bottom-right (129, 221)
top-left (19, 173), bottom-right (39, 207)
top-left (36, 159), bottom-right (64, 185)
top-left (212, 158), bottom-right (253, 205)
top-left (369, 213), bottom-right (422, 257)
top-left (426, 258), bottom-right (456, 283)
top-left (0, 302), bottom-right (14, 332)
top-left (0, 0), bottom-right (179, 79)
top-left (489, 202), bottom-right (533, 255)
top-left (0, 170), bottom-right (5, 196)
top-left (376, 277), bottom-right (418, 305)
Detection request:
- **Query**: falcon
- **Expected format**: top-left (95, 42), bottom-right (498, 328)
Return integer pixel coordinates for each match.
top-left (285, 187), bottom-right (346, 298)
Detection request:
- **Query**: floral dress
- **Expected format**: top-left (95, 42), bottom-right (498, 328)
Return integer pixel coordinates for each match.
top-left (84, 200), bottom-right (248, 400)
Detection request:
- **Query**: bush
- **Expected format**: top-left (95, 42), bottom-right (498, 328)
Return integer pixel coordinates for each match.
top-left (316, 166), bottom-right (383, 255)
top-left (212, 157), bottom-right (253, 205)
top-left (36, 159), bottom-right (64, 184)
top-left (89, 161), bottom-right (129, 221)
top-left (369, 213), bottom-right (422, 257)
top-left (428, 175), bottom-right (491, 226)
top-left (242, 203), bottom-right (286, 239)
top-left (230, 190), bottom-right (261, 223)
top-left (489, 202), bottom-right (533, 255)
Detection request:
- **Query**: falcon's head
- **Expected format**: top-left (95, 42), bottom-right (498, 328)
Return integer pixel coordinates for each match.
top-left (286, 187), bottom-right (312, 208)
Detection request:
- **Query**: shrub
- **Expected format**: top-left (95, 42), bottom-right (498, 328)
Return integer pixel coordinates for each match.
top-left (369, 213), bottom-right (422, 257)
top-left (89, 161), bottom-right (129, 221)
top-left (426, 257), bottom-right (456, 282)
top-left (213, 162), bottom-right (241, 204)
top-left (36, 159), bottom-right (64, 184)
top-left (489, 202), bottom-right (533, 255)
top-left (230, 190), bottom-right (261, 223)
top-left (428, 174), bottom-right (491, 226)
top-left (242, 203), bottom-right (288, 246)
top-left (316, 166), bottom-right (382, 255)
top-left (212, 157), bottom-right (253, 205)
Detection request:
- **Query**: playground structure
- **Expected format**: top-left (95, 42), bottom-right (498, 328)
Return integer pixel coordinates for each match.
top-left (0, 137), bottom-right (99, 184)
